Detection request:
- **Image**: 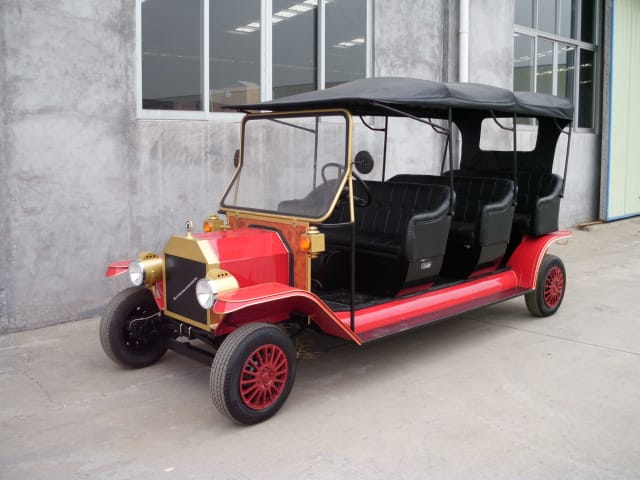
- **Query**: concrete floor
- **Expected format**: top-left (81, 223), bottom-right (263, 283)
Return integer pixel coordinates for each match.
top-left (1, 218), bottom-right (639, 480)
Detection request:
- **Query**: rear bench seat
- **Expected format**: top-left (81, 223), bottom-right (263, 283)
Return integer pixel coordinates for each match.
top-left (513, 172), bottom-right (563, 236)
top-left (389, 174), bottom-right (515, 272)
top-left (322, 180), bottom-right (453, 294)
top-left (448, 169), bottom-right (563, 237)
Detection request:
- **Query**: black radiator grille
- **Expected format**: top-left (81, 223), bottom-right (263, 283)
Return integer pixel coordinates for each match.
top-left (165, 254), bottom-right (207, 325)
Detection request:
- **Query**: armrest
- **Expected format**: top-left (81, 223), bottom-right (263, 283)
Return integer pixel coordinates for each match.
top-left (479, 190), bottom-right (515, 246)
top-left (403, 199), bottom-right (453, 261)
top-left (537, 175), bottom-right (563, 207)
top-left (481, 189), bottom-right (514, 216)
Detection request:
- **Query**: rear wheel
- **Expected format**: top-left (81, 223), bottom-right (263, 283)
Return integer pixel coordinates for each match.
top-left (100, 287), bottom-right (167, 368)
top-left (525, 254), bottom-right (566, 317)
top-left (210, 323), bottom-right (296, 425)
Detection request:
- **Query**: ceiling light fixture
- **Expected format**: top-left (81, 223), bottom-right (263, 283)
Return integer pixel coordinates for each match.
top-left (275, 9), bottom-right (297, 18)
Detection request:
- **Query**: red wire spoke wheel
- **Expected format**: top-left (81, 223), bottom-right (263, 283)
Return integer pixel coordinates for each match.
top-left (543, 265), bottom-right (565, 309)
top-left (525, 254), bottom-right (566, 317)
top-left (210, 323), bottom-right (297, 425)
top-left (240, 344), bottom-right (289, 410)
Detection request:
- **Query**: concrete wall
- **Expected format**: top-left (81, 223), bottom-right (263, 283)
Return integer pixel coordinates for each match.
top-left (1, 0), bottom-right (137, 331)
top-left (0, 0), bottom-right (602, 332)
top-left (0, 2), bottom-right (7, 332)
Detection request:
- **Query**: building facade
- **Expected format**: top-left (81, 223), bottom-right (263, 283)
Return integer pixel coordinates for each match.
top-left (0, 0), bottom-right (634, 332)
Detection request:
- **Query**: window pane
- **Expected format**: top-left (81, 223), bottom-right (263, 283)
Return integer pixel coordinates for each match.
top-left (209, 2), bottom-right (261, 111)
top-left (558, 0), bottom-right (576, 38)
top-left (325, 0), bottom-right (367, 88)
top-left (223, 114), bottom-right (348, 219)
top-left (515, 0), bottom-right (534, 27)
top-left (514, 34), bottom-right (535, 91)
top-left (578, 49), bottom-right (595, 127)
top-left (537, 0), bottom-right (557, 33)
top-left (141, 0), bottom-right (202, 110)
top-left (273, 0), bottom-right (317, 99)
top-left (557, 43), bottom-right (575, 99)
top-left (581, 0), bottom-right (595, 43)
top-left (536, 38), bottom-right (554, 94)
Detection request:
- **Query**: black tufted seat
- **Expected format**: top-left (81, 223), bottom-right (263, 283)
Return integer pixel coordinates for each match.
top-left (319, 180), bottom-right (453, 295)
top-left (325, 181), bottom-right (453, 261)
top-left (512, 172), bottom-right (563, 236)
top-left (447, 169), bottom-right (564, 237)
top-left (389, 174), bottom-right (515, 248)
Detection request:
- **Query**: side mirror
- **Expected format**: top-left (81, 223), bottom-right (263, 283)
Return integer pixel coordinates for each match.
top-left (233, 149), bottom-right (240, 168)
top-left (354, 150), bottom-right (374, 175)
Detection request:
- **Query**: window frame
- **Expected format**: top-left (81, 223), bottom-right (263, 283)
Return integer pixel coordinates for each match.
top-left (136, 0), bottom-right (373, 121)
top-left (513, 0), bottom-right (600, 132)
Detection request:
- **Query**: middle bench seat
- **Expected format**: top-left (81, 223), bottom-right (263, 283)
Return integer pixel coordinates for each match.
top-left (389, 174), bottom-right (515, 271)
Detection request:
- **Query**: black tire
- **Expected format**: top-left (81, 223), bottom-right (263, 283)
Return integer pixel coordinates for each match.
top-left (100, 287), bottom-right (167, 368)
top-left (525, 254), bottom-right (566, 317)
top-left (210, 323), bottom-right (297, 425)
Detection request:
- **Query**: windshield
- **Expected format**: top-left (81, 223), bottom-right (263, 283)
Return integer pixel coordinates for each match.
top-left (221, 112), bottom-right (350, 220)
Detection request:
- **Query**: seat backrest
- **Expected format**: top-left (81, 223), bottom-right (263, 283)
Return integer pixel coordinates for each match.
top-left (388, 174), bottom-right (514, 222)
top-left (329, 180), bottom-right (451, 237)
top-left (515, 172), bottom-right (563, 214)
top-left (451, 176), bottom-right (514, 222)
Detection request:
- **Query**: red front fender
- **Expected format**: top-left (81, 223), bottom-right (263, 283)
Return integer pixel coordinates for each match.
top-left (105, 261), bottom-right (130, 278)
top-left (104, 260), bottom-right (165, 309)
top-left (212, 283), bottom-right (362, 345)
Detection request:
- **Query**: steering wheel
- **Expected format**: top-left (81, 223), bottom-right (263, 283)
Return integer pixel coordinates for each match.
top-left (320, 162), bottom-right (371, 208)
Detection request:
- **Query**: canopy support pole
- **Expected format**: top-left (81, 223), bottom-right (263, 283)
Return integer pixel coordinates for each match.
top-left (561, 125), bottom-right (572, 198)
top-left (382, 117), bottom-right (389, 181)
top-left (359, 114), bottom-right (389, 180)
top-left (447, 108), bottom-right (455, 215)
top-left (489, 111), bottom-right (518, 206)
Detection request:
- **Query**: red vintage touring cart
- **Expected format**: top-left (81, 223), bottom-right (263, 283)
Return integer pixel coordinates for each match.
top-left (101, 77), bottom-right (573, 424)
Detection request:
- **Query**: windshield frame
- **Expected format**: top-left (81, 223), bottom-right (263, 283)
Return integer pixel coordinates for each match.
top-left (220, 109), bottom-right (353, 223)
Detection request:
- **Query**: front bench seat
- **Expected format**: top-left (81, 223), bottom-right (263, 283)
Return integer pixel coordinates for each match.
top-left (321, 180), bottom-right (453, 295)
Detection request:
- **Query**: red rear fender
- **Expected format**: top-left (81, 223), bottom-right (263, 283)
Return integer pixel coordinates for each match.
top-left (507, 231), bottom-right (572, 289)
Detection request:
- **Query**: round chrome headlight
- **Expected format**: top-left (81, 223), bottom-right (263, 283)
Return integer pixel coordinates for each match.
top-left (196, 278), bottom-right (217, 309)
top-left (128, 261), bottom-right (144, 286)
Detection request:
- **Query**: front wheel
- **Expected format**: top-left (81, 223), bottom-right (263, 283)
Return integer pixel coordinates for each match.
top-left (525, 254), bottom-right (566, 317)
top-left (210, 323), bottom-right (297, 425)
top-left (100, 287), bottom-right (167, 368)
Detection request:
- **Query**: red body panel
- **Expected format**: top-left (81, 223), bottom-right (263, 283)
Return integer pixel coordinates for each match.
top-left (212, 230), bottom-right (571, 343)
top-left (106, 228), bottom-right (570, 343)
top-left (335, 270), bottom-right (519, 335)
top-left (227, 217), bottom-right (310, 289)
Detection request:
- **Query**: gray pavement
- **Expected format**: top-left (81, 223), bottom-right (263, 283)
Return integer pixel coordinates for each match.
top-left (1, 218), bottom-right (640, 480)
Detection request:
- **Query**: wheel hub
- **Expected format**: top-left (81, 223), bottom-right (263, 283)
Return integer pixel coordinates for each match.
top-left (543, 266), bottom-right (564, 308)
top-left (240, 344), bottom-right (289, 410)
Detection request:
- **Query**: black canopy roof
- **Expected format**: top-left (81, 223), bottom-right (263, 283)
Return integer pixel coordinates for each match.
top-left (230, 77), bottom-right (573, 121)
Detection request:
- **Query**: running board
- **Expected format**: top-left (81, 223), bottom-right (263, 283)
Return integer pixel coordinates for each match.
top-left (358, 287), bottom-right (530, 343)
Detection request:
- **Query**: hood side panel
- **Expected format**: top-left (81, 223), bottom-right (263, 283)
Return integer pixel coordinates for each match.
top-left (197, 229), bottom-right (291, 288)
